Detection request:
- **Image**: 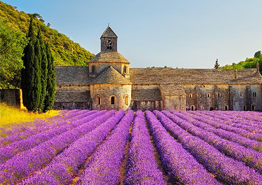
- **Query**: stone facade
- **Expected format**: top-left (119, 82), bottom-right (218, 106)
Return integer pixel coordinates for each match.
top-left (54, 26), bottom-right (262, 111)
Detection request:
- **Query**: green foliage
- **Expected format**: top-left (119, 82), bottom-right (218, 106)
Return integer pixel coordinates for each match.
top-left (0, 19), bottom-right (28, 88)
top-left (221, 51), bottom-right (262, 74)
top-left (0, 1), bottom-right (94, 88)
top-left (44, 43), bottom-right (56, 112)
top-left (214, 59), bottom-right (220, 69)
top-left (21, 17), bottom-right (41, 112)
top-left (37, 28), bottom-right (48, 112)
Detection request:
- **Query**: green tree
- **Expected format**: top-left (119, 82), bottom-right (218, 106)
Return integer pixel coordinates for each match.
top-left (44, 42), bottom-right (56, 112)
top-left (0, 19), bottom-right (27, 88)
top-left (21, 17), bottom-right (41, 112)
top-left (214, 59), bottom-right (220, 69)
top-left (37, 28), bottom-right (48, 112)
top-left (254, 51), bottom-right (261, 58)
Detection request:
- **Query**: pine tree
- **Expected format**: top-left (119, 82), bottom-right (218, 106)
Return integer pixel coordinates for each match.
top-left (37, 28), bottom-right (47, 112)
top-left (214, 59), bottom-right (220, 69)
top-left (44, 42), bottom-right (56, 112)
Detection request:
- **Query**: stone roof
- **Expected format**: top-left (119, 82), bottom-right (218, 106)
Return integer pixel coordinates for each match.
top-left (90, 66), bottom-right (132, 85)
top-left (89, 52), bottom-right (130, 64)
top-left (132, 88), bottom-right (162, 101)
top-left (55, 91), bottom-right (91, 102)
top-left (100, 26), bottom-right (118, 39)
top-left (130, 68), bottom-right (262, 85)
top-left (55, 66), bottom-right (90, 85)
top-left (160, 84), bottom-right (186, 96)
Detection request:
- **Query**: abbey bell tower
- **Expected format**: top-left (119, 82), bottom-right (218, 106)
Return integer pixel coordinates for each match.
top-left (100, 26), bottom-right (118, 52)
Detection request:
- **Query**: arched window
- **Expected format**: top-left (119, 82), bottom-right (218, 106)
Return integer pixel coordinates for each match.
top-left (125, 96), bottom-right (128, 105)
top-left (92, 65), bottom-right (95, 73)
top-left (107, 39), bottom-right (112, 49)
top-left (207, 93), bottom-right (211, 98)
top-left (189, 93), bottom-right (192, 98)
top-left (225, 105), bottom-right (228, 111)
top-left (251, 105), bottom-right (255, 111)
top-left (97, 95), bottom-right (101, 105)
top-left (111, 96), bottom-right (115, 105)
top-left (190, 105), bottom-right (195, 111)
top-left (244, 105), bottom-right (247, 111)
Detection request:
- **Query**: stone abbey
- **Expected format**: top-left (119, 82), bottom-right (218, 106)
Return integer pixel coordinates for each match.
top-left (54, 26), bottom-right (262, 111)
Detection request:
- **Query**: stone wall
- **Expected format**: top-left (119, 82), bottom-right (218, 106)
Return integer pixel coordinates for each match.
top-left (0, 89), bottom-right (22, 108)
top-left (90, 84), bottom-right (131, 110)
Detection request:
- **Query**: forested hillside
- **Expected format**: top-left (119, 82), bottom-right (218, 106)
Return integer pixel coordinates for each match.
top-left (0, 1), bottom-right (94, 88)
top-left (220, 51), bottom-right (262, 74)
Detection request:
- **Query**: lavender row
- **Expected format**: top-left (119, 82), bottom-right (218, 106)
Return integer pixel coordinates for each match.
top-left (21, 110), bottom-right (125, 185)
top-left (197, 111), bottom-right (262, 130)
top-left (169, 111), bottom-right (262, 174)
top-left (194, 111), bottom-right (262, 133)
top-left (0, 110), bottom-right (98, 164)
top-left (0, 110), bottom-right (115, 184)
top-left (146, 110), bottom-right (220, 185)
top-left (162, 110), bottom-right (262, 184)
top-left (77, 110), bottom-right (133, 184)
top-left (0, 110), bottom-right (88, 147)
top-left (185, 111), bottom-right (262, 142)
top-left (123, 110), bottom-right (166, 185)
top-left (177, 111), bottom-right (262, 152)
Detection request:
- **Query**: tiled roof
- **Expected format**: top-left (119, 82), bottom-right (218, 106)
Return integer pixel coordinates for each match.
top-left (89, 52), bottom-right (130, 64)
top-left (100, 26), bottom-right (118, 38)
top-left (90, 66), bottom-right (132, 85)
top-left (130, 68), bottom-right (262, 85)
top-left (55, 66), bottom-right (90, 85)
top-left (132, 88), bottom-right (162, 101)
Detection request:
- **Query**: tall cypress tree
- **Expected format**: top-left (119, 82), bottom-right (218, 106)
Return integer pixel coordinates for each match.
top-left (44, 42), bottom-right (56, 112)
top-left (21, 16), bottom-right (41, 112)
top-left (37, 28), bottom-right (47, 112)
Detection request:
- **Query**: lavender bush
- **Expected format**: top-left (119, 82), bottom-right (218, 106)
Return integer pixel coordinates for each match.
top-left (77, 110), bottom-right (133, 184)
top-left (22, 110), bottom-right (125, 185)
top-left (146, 110), bottom-right (220, 185)
top-left (162, 110), bottom-right (262, 184)
top-left (0, 110), bottom-right (115, 184)
top-left (124, 110), bottom-right (166, 185)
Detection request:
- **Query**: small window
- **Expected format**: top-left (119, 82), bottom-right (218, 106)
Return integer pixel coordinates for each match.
top-left (111, 96), bottom-right (115, 105)
top-left (189, 93), bottom-right (192, 98)
top-left (253, 92), bottom-right (256, 97)
top-left (123, 66), bottom-right (127, 73)
top-left (225, 105), bottom-right (228, 111)
top-left (251, 105), bottom-right (255, 111)
top-left (207, 93), bottom-right (211, 98)
top-left (107, 39), bottom-right (112, 49)
top-left (92, 65), bottom-right (95, 73)
top-left (218, 92), bottom-right (222, 97)
top-left (244, 105), bottom-right (247, 111)
top-left (125, 96), bottom-right (128, 105)
top-left (240, 92), bottom-right (243, 97)
top-left (97, 96), bottom-right (101, 105)
top-left (190, 105), bottom-right (195, 111)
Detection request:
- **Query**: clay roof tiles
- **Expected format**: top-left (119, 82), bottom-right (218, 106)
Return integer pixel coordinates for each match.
top-left (90, 66), bottom-right (132, 85)
top-left (89, 52), bottom-right (130, 64)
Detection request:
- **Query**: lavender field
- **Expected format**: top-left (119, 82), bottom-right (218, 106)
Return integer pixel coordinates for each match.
top-left (0, 110), bottom-right (262, 185)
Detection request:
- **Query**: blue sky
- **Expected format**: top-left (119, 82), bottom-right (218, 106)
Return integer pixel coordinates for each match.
top-left (4, 0), bottom-right (262, 68)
